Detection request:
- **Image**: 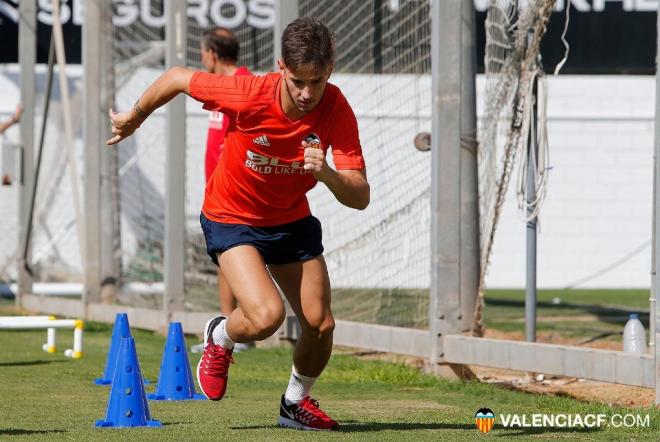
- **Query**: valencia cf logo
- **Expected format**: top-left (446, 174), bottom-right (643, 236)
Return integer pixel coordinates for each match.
top-left (475, 408), bottom-right (495, 434)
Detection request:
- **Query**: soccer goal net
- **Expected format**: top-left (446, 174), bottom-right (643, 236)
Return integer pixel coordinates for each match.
top-left (107, 0), bottom-right (431, 325)
top-left (107, 1), bottom-right (276, 310)
top-left (473, 0), bottom-right (555, 334)
top-left (109, 0), bottom-right (433, 324)
top-left (299, 0), bottom-right (432, 328)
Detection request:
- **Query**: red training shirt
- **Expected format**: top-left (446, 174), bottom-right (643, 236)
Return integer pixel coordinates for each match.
top-left (205, 66), bottom-right (252, 183)
top-left (189, 71), bottom-right (365, 227)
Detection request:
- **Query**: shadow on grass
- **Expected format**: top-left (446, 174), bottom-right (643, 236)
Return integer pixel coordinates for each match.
top-left (338, 422), bottom-right (473, 432)
top-left (232, 421), bottom-right (606, 435)
top-left (0, 360), bottom-right (67, 367)
top-left (231, 421), bottom-right (474, 432)
top-left (0, 429), bottom-right (66, 435)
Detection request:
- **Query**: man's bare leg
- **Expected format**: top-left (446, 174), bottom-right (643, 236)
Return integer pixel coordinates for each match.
top-left (269, 255), bottom-right (338, 430)
top-left (197, 245), bottom-right (285, 400)
top-left (219, 260), bottom-right (254, 351)
top-left (218, 245), bottom-right (286, 342)
top-left (268, 255), bottom-right (334, 377)
top-left (192, 266), bottom-right (240, 353)
top-left (218, 267), bottom-right (236, 316)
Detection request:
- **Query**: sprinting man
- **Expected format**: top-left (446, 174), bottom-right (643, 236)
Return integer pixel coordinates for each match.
top-left (107, 17), bottom-right (370, 431)
top-left (197, 26), bottom-right (253, 353)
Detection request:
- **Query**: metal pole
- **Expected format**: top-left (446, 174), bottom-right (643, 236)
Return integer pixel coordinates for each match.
top-left (22, 34), bottom-right (55, 277)
top-left (651, 151), bottom-right (657, 353)
top-left (164, 0), bottom-right (187, 323)
top-left (525, 71), bottom-right (538, 343)
top-left (652, 3), bottom-right (660, 406)
top-left (99, 1), bottom-right (120, 303)
top-left (51, 0), bottom-right (85, 269)
top-left (273, 0), bottom-right (299, 70)
top-left (651, 26), bottom-right (657, 350)
top-left (430, 0), bottom-right (463, 366)
top-left (17, 0), bottom-right (36, 303)
top-left (273, 0), bottom-right (299, 341)
top-left (83, 0), bottom-right (104, 311)
top-left (459, 0), bottom-right (480, 331)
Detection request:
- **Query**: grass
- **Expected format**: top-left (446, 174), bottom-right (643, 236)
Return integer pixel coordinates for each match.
top-left (483, 289), bottom-right (650, 340)
top-left (0, 316), bottom-right (659, 441)
top-left (331, 288), bottom-right (651, 343)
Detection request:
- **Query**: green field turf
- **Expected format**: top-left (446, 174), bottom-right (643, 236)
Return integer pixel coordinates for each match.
top-left (482, 289), bottom-right (651, 340)
top-left (0, 314), bottom-right (658, 441)
top-left (331, 288), bottom-right (651, 342)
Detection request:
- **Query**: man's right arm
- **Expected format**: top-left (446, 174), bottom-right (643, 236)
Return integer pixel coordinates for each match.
top-left (107, 66), bottom-right (195, 145)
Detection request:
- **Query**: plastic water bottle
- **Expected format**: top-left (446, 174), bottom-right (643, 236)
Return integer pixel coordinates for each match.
top-left (623, 313), bottom-right (647, 354)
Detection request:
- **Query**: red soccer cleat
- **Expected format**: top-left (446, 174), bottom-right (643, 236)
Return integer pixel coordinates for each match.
top-left (278, 395), bottom-right (339, 431)
top-left (196, 317), bottom-right (234, 401)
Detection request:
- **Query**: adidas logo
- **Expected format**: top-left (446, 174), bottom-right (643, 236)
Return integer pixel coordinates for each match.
top-left (253, 135), bottom-right (270, 146)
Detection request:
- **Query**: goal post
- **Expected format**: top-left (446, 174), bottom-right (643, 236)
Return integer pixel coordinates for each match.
top-left (83, 0), bottom-right (105, 308)
top-left (429, 0), bottom-right (480, 367)
top-left (17, 0), bottom-right (36, 303)
top-left (164, 0), bottom-right (187, 321)
top-left (652, 0), bottom-right (660, 406)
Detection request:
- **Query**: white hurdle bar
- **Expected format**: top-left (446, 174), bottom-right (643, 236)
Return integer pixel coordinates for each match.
top-left (0, 316), bottom-right (53, 321)
top-left (0, 316), bottom-right (84, 358)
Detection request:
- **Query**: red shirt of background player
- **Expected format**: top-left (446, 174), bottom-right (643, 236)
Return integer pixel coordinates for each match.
top-left (190, 71), bottom-right (365, 227)
top-left (205, 66), bottom-right (252, 182)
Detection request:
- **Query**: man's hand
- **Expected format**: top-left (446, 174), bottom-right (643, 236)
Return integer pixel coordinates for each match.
top-left (12, 105), bottom-right (23, 123)
top-left (105, 66), bottom-right (195, 146)
top-left (106, 108), bottom-right (143, 145)
top-left (302, 139), bottom-right (330, 181)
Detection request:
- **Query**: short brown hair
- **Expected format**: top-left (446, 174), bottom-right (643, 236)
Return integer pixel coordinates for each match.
top-left (202, 27), bottom-right (239, 62)
top-left (281, 17), bottom-right (335, 71)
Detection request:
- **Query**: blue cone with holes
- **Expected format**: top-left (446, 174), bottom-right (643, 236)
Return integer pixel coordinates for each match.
top-left (94, 313), bottom-right (132, 385)
top-left (148, 322), bottom-right (205, 401)
top-left (95, 337), bottom-right (161, 428)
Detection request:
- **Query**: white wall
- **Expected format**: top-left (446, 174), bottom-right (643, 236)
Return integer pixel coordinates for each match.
top-left (487, 76), bottom-right (654, 288)
top-left (327, 74), bottom-right (656, 289)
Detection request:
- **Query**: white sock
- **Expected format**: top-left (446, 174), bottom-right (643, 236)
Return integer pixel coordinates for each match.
top-left (284, 366), bottom-right (317, 405)
top-left (211, 318), bottom-right (235, 350)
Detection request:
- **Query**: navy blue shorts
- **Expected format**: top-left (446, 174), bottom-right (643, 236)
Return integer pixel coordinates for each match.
top-left (200, 213), bottom-right (324, 265)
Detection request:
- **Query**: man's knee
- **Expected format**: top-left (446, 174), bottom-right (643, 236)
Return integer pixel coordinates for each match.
top-left (302, 314), bottom-right (335, 339)
top-left (247, 302), bottom-right (286, 336)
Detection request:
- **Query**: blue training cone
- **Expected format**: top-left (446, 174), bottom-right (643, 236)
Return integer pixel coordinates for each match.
top-left (94, 313), bottom-right (131, 385)
top-left (95, 337), bottom-right (161, 428)
top-left (148, 322), bottom-right (205, 401)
